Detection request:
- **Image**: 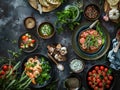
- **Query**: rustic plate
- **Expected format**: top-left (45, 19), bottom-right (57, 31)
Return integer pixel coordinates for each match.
top-left (28, 0), bottom-right (61, 12)
top-left (72, 24), bottom-right (110, 60)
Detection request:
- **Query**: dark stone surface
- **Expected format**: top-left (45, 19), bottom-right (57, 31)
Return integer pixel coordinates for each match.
top-left (0, 0), bottom-right (120, 90)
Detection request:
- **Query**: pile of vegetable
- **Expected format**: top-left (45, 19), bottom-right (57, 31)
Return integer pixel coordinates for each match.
top-left (55, 5), bottom-right (82, 33)
top-left (20, 33), bottom-right (36, 49)
top-left (87, 65), bottom-right (113, 90)
top-left (0, 62), bottom-right (31, 90)
top-left (24, 56), bottom-right (51, 85)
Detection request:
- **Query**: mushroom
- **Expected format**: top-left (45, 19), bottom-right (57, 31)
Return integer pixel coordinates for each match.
top-left (60, 47), bottom-right (67, 55)
top-left (56, 43), bottom-right (62, 51)
top-left (47, 45), bottom-right (55, 55)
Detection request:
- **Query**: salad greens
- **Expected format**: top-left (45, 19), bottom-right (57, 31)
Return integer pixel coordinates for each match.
top-left (36, 57), bottom-right (51, 85)
top-left (55, 5), bottom-right (82, 33)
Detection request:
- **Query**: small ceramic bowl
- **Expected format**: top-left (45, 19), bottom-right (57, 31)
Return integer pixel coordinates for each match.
top-left (64, 74), bottom-right (81, 90)
top-left (24, 17), bottom-right (36, 30)
top-left (37, 22), bottom-right (55, 39)
top-left (84, 4), bottom-right (100, 21)
top-left (18, 32), bottom-right (38, 53)
top-left (69, 58), bottom-right (84, 73)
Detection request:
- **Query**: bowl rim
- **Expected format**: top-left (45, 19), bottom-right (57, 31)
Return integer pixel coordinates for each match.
top-left (37, 22), bottom-right (55, 39)
top-left (84, 4), bottom-right (101, 21)
top-left (24, 16), bottom-right (36, 30)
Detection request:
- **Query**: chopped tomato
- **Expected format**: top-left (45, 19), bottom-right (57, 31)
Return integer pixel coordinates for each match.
top-left (100, 66), bottom-right (104, 71)
top-left (22, 35), bottom-right (27, 40)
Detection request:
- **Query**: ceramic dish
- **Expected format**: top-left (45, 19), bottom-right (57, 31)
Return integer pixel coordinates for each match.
top-left (64, 74), bottom-right (82, 90)
top-left (28, 0), bottom-right (61, 12)
top-left (37, 22), bottom-right (55, 39)
top-left (72, 24), bottom-right (110, 60)
top-left (21, 53), bottom-right (54, 88)
top-left (84, 4), bottom-right (100, 21)
top-left (18, 32), bottom-right (38, 53)
top-left (24, 17), bottom-right (36, 30)
top-left (86, 65), bottom-right (115, 90)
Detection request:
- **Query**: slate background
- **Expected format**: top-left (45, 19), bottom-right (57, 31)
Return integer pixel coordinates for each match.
top-left (0, 0), bottom-right (120, 90)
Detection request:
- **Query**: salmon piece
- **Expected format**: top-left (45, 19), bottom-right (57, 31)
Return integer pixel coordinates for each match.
top-left (79, 38), bottom-right (85, 44)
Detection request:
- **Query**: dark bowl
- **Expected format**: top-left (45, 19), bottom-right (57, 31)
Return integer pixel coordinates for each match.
top-left (84, 4), bottom-right (100, 21)
top-left (21, 53), bottom-right (54, 89)
top-left (78, 29), bottom-right (103, 54)
top-left (24, 17), bottom-right (36, 30)
top-left (72, 24), bottom-right (110, 60)
top-left (18, 32), bottom-right (38, 53)
top-left (86, 65), bottom-right (115, 90)
top-left (64, 73), bottom-right (82, 90)
top-left (37, 22), bottom-right (55, 39)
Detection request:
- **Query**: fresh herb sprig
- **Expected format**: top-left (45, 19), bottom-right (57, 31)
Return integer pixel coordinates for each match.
top-left (55, 5), bottom-right (82, 33)
top-left (96, 22), bottom-right (105, 44)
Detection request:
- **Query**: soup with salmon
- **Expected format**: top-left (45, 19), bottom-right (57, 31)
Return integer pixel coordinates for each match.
top-left (79, 29), bottom-right (103, 53)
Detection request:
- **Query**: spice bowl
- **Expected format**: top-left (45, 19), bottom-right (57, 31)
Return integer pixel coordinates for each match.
top-left (37, 22), bottom-right (55, 39)
top-left (69, 58), bottom-right (85, 73)
top-left (84, 4), bottom-right (100, 21)
top-left (24, 17), bottom-right (36, 30)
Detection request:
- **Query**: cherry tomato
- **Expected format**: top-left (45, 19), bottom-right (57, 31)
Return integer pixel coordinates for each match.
top-left (99, 88), bottom-right (104, 90)
top-left (100, 66), bottom-right (104, 71)
top-left (108, 75), bottom-right (113, 80)
top-left (2, 65), bottom-right (8, 71)
top-left (104, 68), bottom-right (108, 72)
top-left (94, 86), bottom-right (98, 90)
top-left (97, 78), bottom-right (101, 83)
top-left (98, 70), bottom-right (102, 74)
top-left (104, 76), bottom-right (108, 81)
top-left (88, 71), bottom-right (92, 76)
top-left (88, 81), bottom-right (92, 85)
top-left (92, 70), bottom-right (96, 73)
top-left (99, 82), bottom-right (103, 87)
top-left (107, 80), bottom-right (111, 84)
top-left (102, 72), bottom-right (106, 76)
top-left (31, 40), bottom-right (36, 43)
top-left (0, 70), bottom-right (5, 75)
top-left (88, 76), bottom-right (92, 81)
top-left (22, 35), bottom-right (27, 40)
top-left (95, 66), bottom-right (99, 71)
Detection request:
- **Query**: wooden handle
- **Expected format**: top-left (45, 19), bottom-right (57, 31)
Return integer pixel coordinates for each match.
top-left (48, 53), bottom-right (58, 65)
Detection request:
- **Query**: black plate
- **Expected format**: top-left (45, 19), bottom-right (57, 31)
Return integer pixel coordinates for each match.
top-left (21, 53), bottom-right (54, 88)
top-left (86, 65), bottom-right (115, 90)
top-left (18, 32), bottom-right (38, 53)
top-left (72, 24), bottom-right (110, 60)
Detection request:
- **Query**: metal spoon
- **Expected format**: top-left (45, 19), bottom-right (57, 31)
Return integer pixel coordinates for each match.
top-left (48, 53), bottom-right (64, 71)
top-left (89, 19), bottom-right (99, 29)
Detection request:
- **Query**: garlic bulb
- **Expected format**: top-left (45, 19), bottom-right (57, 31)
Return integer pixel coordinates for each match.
top-left (109, 8), bottom-right (120, 20)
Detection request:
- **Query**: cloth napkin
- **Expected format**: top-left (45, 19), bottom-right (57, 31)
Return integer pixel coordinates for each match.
top-left (108, 38), bottom-right (120, 70)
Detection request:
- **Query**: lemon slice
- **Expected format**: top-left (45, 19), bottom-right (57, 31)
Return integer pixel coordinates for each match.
top-left (39, 0), bottom-right (50, 7)
top-left (107, 0), bottom-right (119, 6)
top-left (46, 0), bottom-right (60, 5)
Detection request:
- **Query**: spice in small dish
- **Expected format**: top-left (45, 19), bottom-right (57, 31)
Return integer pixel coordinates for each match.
top-left (24, 17), bottom-right (36, 30)
top-left (84, 4), bottom-right (100, 20)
